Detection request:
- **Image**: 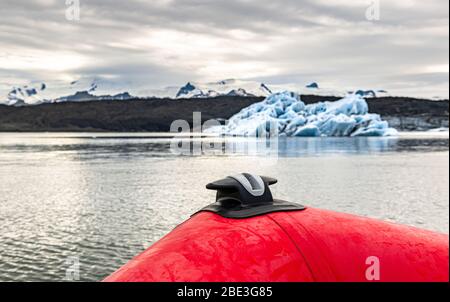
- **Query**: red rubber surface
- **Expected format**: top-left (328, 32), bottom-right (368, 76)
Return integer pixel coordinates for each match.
top-left (104, 208), bottom-right (449, 282)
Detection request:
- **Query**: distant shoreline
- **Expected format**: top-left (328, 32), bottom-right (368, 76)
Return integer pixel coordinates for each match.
top-left (0, 95), bottom-right (448, 132)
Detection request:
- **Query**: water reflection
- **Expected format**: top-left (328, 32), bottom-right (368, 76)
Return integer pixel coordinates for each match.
top-left (0, 133), bottom-right (448, 159)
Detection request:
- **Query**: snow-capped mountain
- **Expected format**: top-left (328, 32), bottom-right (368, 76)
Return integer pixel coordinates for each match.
top-left (1, 79), bottom-right (137, 106)
top-left (5, 83), bottom-right (48, 106)
top-left (306, 82), bottom-right (319, 89)
top-left (1, 78), bottom-right (275, 106)
top-left (54, 91), bottom-right (134, 103)
top-left (0, 77), bottom-right (390, 107)
top-left (174, 79), bottom-right (273, 99)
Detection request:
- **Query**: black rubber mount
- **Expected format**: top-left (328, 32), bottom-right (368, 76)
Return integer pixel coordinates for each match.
top-left (196, 173), bottom-right (306, 219)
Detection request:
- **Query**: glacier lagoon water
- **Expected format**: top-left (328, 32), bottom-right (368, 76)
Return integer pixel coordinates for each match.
top-left (0, 132), bottom-right (448, 281)
top-left (207, 91), bottom-right (398, 137)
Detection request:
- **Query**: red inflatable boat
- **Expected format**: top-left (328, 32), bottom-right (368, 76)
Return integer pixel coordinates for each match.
top-left (104, 174), bottom-right (449, 282)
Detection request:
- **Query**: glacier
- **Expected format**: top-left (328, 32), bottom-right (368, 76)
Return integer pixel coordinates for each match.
top-left (206, 91), bottom-right (398, 137)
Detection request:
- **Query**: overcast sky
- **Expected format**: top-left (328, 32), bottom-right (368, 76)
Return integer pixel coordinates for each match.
top-left (0, 0), bottom-right (448, 98)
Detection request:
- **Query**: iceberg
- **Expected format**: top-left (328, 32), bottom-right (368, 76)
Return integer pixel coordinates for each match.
top-left (206, 91), bottom-right (398, 137)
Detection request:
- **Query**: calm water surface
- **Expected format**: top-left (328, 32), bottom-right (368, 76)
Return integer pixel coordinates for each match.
top-left (0, 132), bottom-right (448, 282)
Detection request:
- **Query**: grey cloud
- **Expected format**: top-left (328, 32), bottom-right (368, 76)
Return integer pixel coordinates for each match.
top-left (0, 0), bottom-right (448, 98)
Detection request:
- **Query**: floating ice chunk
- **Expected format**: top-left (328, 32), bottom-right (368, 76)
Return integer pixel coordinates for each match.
top-left (427, 127), bottom-right (449, 133)
top-left (325, 95), bottom-right (369, 115)
top-left (318, 114), bottom-right (357, 137)
top-left (286, 116), bottom-right (307, 131)
top-left (206, 91), bottom-right (398, 137)
top-left (351, 120), bottom-right (398, 137)
top-left (294, 125), bottom-right (321, 137)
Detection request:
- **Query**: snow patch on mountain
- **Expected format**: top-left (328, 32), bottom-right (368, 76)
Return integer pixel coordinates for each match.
top-left (5, 83), bottom-right (48, 106)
